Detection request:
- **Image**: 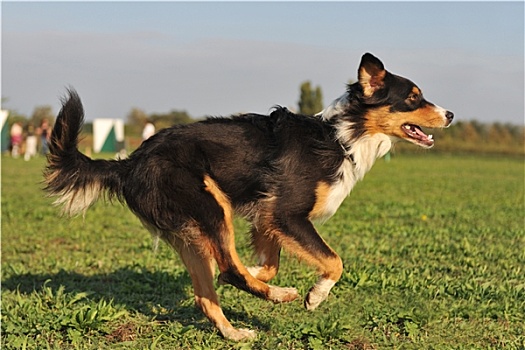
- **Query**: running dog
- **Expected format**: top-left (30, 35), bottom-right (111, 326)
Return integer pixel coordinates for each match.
top-left (45, 53), bottom-right (453, 340)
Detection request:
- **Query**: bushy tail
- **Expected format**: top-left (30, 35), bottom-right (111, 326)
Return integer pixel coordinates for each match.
top-left (44, 89), bottom-right (124, 216)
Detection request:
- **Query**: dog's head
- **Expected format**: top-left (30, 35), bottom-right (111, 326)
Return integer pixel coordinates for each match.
top-left (323, 53), bottom-right (453, 148)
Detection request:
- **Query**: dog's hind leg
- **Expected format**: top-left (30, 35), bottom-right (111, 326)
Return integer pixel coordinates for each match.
top-left (203, 175), bottom-right (298, 304)
top-left (166, 234), bottom-right (256, 341)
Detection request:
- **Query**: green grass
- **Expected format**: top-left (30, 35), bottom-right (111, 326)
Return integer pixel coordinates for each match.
top-left (2, 153), bottom-right (524, 349)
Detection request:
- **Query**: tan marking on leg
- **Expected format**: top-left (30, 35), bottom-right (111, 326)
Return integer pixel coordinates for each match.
top-left (250, 197), bottom-right (342, 308)
top-left (170, 234), bottom-right (256, 341)
top-left (274, 232), bottom-right (343, 309)
top-left (203, 175), bottom-right (298, 303)
top-left (276, 234), bottom-right (343, 279)
top-left (309, 181), bottom-right (331, 220)
top-left (247, 228), bottom-right (281, 282)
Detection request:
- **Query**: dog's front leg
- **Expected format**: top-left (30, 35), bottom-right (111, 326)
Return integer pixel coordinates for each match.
top-left (304, 273), bottom-right (340, 310)
top-left (273, 214), bottom-right (343, 310)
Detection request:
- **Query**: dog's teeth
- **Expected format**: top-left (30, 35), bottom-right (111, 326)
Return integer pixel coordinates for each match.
top-left (428, 134), bottom-right (433, 140)
top-left (404, 125), bottom-right (412, 130)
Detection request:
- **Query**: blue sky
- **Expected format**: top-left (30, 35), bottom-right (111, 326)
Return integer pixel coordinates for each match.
top-left (2, 1), bottom-right (524, 124)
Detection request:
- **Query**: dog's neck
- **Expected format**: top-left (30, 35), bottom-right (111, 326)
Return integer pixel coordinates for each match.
top-left (344, 133), bottom-right (392, 181)
top-left (319, 93), bottom-right (393, 182)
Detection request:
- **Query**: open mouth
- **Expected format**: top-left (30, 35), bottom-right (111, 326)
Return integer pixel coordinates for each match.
top-left (402, 124), bottom-right (434, 148)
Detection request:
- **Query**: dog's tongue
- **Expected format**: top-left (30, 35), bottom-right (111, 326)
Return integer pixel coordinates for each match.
top-left (403, 124), bottom-right (434, 146)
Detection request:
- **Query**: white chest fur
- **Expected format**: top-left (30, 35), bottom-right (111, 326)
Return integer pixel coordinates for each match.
top-left (311, 133), bottom-right (392, 222)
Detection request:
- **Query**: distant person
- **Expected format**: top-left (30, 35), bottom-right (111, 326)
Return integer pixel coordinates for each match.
top-left (24, 123), bottom-right (38, 161)
top-left (10, 121), bottom-right (23, 158)
top-left (38, 118), bottom-right (51, 154)
top-left (142, 119), bottom-right (155, 141)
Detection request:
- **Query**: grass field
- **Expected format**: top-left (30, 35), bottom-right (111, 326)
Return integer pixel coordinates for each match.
top-left (2, 153), bottom-right (524, 349)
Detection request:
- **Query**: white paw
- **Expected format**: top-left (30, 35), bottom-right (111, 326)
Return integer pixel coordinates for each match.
top-left (221, 327), bottom-right (256, 341)
top-left (268, 285), bottom-right (299, 303)
top-left (304, 289), bottom-right (327, 310)
top-left (304, 278), bottom-right (336, 310)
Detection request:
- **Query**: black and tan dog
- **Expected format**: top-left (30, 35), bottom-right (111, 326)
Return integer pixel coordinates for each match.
top-left (45, 53), bottom-right (453, 340)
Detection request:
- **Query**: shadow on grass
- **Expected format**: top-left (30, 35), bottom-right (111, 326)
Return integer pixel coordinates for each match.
top-left (2, 267), bottom-right (269, 332)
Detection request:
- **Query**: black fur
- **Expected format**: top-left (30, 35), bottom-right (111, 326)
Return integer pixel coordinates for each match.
top-left (46, 97), bottom-right (345, 227)
top-left (45, 90), bottom-right (123, 205)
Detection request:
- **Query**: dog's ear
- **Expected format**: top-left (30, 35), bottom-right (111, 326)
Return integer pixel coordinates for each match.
top-left (358, 53), bottom-right (386, 97)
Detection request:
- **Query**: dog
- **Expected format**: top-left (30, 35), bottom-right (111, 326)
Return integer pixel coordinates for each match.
top-left (45, 53), bottom-right (453, 340)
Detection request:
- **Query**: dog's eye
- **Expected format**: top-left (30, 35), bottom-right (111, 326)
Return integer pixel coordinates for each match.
top-left (408, 93), bottom-right (418, 102)
top-left (407, 93), bottom-right (421, 104)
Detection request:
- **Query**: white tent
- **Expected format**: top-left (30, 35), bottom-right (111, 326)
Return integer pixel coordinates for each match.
top-left (1, 110), bottom-right (9, 153)
top-left (93, 118), bottom-right (125, 153)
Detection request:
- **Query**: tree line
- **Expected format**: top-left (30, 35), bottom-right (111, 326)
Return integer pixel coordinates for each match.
top-left (3, 82), bottom-right (523, 156)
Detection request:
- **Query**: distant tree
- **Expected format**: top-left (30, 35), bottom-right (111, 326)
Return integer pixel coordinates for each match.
top-left (7, 111), bottom-right (27, 128)
top-left (82, 122), bottom-right (93, 135)
top-left (125, 107), bottom-right (193, 136)
top-left (31, 105), bottom-right (54, 127)
top-left (314, 86), bottom-right (323, 111)
top-left (298, 81), bottom-right (323, 115)
top-left (150, 110), bottom-right (193, 130)
top-left (503, 123), bottom-right (524, 141)
top-left (127, 107), bottom-right (148, 127)
top-left (487, 122), bottom-right (513, 145)
top-left (126, 108), bottom-right (149, 135)
top-left (459, 121), bottom-right (481, 143)
top-left (470, 120), bottom-right (487, 139)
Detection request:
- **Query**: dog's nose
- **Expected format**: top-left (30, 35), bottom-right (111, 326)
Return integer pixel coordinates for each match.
top-left (446, 111), bottom-right (454, 122)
